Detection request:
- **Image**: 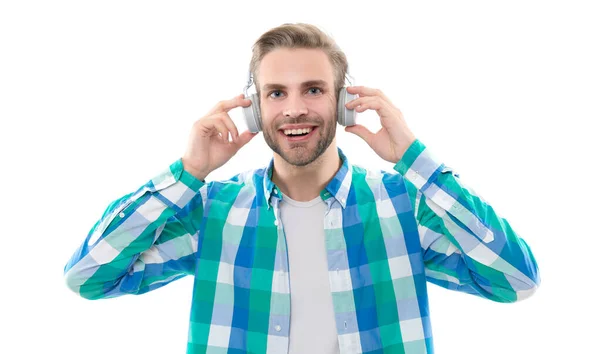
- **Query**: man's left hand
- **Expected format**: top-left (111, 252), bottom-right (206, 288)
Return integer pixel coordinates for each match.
top-left (344, 86), bottom-right (417, 164)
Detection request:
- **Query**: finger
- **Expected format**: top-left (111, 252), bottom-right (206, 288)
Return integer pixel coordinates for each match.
top-left (344, 124), bottom-right (375, 145)
top-left (215, 112), bottom-right (240, 142)
top-left (346, 86), bottom-right (381, 97)
top-left (348, 97), bottom-right (387, 114)
top-left (209, 94), bottom-right (252, 115)
top-left (233, 130), bottom-right (259, 149)
top-left (346, 86), bottom-right (392, 104)
top-left (207, 117), bottom-right (230, 142)
top-left (345, 96), bottom-right (381, 110)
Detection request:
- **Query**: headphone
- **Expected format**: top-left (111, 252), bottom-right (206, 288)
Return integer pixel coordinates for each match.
top-left (242, 72), bottom-right (359, 133)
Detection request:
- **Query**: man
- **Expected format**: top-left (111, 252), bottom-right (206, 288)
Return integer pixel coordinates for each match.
top-left (64, 23), bottom-right (540, 353)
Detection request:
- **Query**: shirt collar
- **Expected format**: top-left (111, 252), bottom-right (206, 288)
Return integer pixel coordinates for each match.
top-left (262, 147), bottom-right (353, 209)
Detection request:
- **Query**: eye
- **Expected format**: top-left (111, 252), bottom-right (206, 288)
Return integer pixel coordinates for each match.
top-left (308, 87), bottom-right (322, 95)
top-left (269, 90), bottom-right (283, 99)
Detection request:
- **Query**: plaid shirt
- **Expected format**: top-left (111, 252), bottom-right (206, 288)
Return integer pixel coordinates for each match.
top-left (64, 139), bottom-right (540, 353)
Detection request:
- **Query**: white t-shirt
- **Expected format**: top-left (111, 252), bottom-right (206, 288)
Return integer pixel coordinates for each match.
top-left (279, 192), bottom-right (340, 354)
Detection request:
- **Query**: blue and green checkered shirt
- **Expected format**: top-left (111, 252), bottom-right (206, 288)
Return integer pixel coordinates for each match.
top-left (64, 139), bottom-right (540, 353)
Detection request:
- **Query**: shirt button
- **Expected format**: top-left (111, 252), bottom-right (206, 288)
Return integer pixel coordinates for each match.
top-left (119, 212), bottom-right (125, 218)
top-left (274, 219), bottom-right (278, 226)
top-left (275, 325), bottom-right (281, 332)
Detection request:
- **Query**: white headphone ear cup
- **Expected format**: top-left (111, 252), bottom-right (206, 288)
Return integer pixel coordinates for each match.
top-left (337, 87), bottom-right (358, 126)
top-left (243, 94), bottom-right (262, 132)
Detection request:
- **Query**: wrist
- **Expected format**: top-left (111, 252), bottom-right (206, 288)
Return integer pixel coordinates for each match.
top-left (395, 136), bottom-right (417, 162)
top-left (181, 158), bottom-right (209, 182)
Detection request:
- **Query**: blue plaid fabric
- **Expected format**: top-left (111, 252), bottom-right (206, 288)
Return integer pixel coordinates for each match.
top-left (64, 139), bottom-right (540, 353)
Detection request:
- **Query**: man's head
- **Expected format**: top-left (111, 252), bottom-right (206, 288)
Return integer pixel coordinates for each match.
top-left (249, 23), bottom-right (349, 167)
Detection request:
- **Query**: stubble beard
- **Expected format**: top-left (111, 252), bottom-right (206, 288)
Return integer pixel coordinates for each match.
top-left (263, 114), bottom-right (337, 167)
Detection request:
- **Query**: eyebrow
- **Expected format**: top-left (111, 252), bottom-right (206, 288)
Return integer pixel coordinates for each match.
top-left (261, 80), bottom-right (328, 92)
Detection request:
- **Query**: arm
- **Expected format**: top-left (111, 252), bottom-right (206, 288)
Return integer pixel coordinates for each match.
top-left (64, 158), bottom-right (207, 300)
top-left (395, 140), bottom-right (540, 303)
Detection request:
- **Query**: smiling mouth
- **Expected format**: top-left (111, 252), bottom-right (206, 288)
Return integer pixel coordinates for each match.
top-left (278, 126), bottom-right (318, 142)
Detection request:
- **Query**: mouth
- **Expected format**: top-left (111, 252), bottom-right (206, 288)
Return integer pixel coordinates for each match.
top-left (278, 126), bottom-right (318, 142)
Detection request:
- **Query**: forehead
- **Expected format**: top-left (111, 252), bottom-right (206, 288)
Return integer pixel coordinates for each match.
top-left (258, 48), bottom-right (335, 87)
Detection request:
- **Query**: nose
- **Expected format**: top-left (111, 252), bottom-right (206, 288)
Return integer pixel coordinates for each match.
top-left (282, 93), bottom-right (308, 118)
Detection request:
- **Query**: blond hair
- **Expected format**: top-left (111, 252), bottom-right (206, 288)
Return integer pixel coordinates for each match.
top-left (249, 23), bottom-right (348, 97)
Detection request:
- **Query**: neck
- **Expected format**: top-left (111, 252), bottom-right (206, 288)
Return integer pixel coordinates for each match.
top-left (271, 139), bottom-right (342, 202)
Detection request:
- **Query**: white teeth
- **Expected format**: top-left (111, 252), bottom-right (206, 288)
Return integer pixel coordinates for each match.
top-left (283, 127), bottom-right (312, 136)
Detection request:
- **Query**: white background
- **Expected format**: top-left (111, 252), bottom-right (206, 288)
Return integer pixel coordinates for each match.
top-left (1, 0), bottom-right (598, 353)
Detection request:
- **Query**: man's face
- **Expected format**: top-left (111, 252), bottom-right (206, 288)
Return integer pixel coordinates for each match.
top-left (257, 48), bottom-right (337, 167)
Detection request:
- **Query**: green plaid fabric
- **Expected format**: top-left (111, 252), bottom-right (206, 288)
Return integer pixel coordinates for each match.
top-left (64, 139), bottom-right (540, 353)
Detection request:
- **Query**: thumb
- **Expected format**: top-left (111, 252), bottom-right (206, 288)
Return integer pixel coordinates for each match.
top-left (345, 124), bottom-right (374, 145)
top-left (234, 130), bottom-right (259, 149)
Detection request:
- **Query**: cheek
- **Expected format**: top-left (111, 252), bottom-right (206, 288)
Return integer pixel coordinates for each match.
top-left (261, 109), bottom-right (277, 128)
top-left (258, 103), bottom-right (273, 125)
top-left (314, 97), bottom-right (337, 116)
top-left (327, 95), bottom-right (338, 114)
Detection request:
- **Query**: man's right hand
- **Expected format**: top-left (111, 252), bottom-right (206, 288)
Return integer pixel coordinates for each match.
top-left (182, 94), bottom-right (259, 181)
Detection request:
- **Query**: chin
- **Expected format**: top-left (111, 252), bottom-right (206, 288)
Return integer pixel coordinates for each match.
top-left (264, 116), bottom-right (336, 167)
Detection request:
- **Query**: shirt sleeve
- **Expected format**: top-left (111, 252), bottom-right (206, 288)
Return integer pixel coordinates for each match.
top-left (64, 158), bottom-right (208, 300)
top-left (394, 139), bottom-right (540, 303)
